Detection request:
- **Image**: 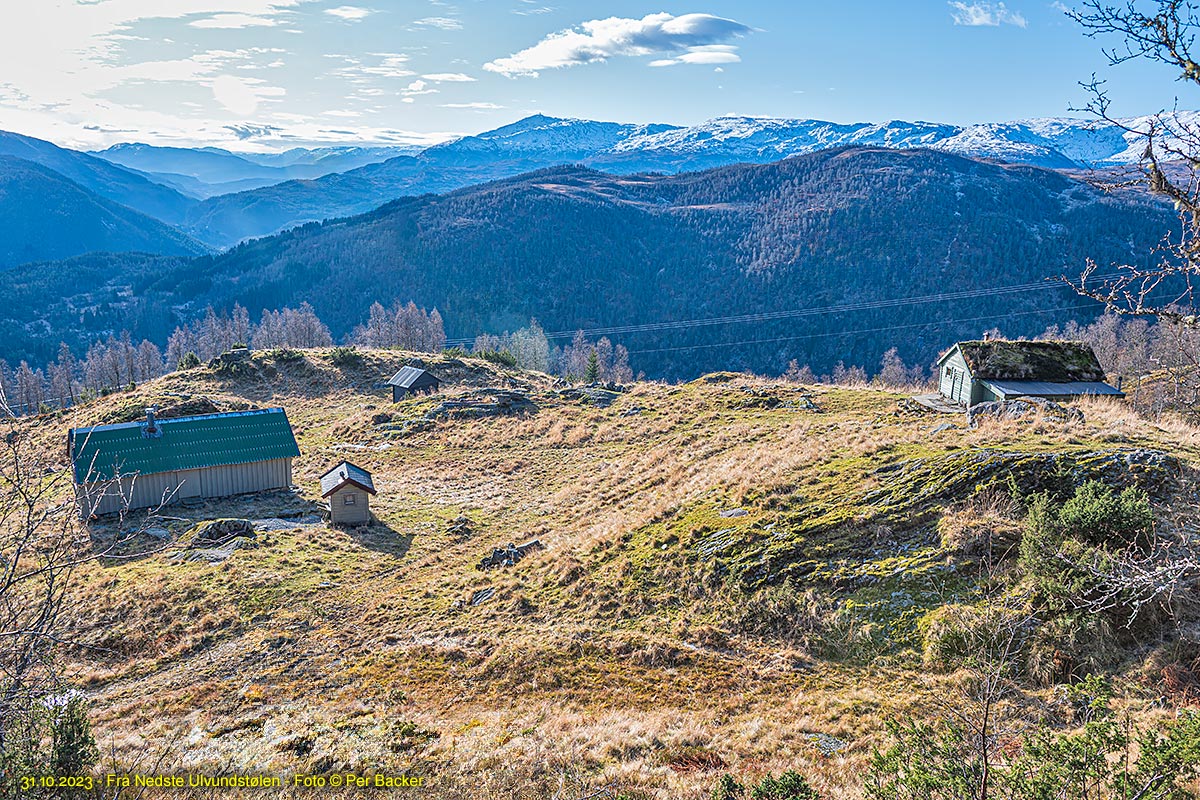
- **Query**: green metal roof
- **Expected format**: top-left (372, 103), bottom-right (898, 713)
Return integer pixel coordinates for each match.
top-left (70, 408), bottom-right (300, 484)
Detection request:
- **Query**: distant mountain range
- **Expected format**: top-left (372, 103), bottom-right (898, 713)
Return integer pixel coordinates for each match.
top-left (0, 156), bottom-right (205, 268)
top-left (90, 143), bottom-right (421, 199)
top-left (0, 111), bottom-right (1180, 259)
top-left (0, 147), bottom-right (1174, 379)
top-left (170, 112), bottom-right (1175, 249)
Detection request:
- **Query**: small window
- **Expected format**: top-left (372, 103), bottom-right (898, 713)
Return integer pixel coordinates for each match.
top-left (343, 493), bottom-right (356, 505)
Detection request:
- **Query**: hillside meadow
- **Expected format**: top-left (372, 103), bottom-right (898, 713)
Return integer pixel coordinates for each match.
top-left (8, 347), bottom-right (1200, 799)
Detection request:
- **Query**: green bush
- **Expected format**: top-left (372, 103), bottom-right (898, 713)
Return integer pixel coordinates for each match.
top-left (477, 349), bottom-right (518, 368)
top-left (918, 603), bottom-right (1026, 670)
top-left (712, 775), bottom-right (745, 800)
top-left (442, 346), bottom-right (469, 358)
top-left (177, 351), bottom-right (201, 369)
top-left (1059, 481), bottom-right (1153, 550)
top-left (750, 771), bottom-right (820, 800)
top-left (329, 345), bottom-right (363, 367)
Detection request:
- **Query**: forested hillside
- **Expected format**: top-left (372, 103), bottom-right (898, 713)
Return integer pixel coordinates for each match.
top-left (0, 157), bottom-right (207, 267)
top-left (0, 147), bottom-right (1177, 379)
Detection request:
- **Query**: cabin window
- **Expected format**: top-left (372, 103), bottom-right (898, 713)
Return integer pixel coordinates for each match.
top-left (344, 494), bottom-right (356, 505)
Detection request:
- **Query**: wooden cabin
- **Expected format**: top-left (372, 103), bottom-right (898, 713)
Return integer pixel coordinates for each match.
top-left (936, 340), bottom-right (1124, 408)
top-left (320, 461), bottom-right (377, 526)
top-left (387, 366), bottom-right (440, 401)
top-left (69, 407), bottom-right (300, 517)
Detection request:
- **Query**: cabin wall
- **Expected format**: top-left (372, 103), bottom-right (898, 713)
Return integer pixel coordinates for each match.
top-left (938, 351), bottom-right (971, 406)
top-left (79, 457), bottom-right (294, 516)
top-left (329, 486), bottom-right (371, 525)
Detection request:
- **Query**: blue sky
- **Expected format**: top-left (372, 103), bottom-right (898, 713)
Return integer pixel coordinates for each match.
top-left (0, 1), bottom-right (1187, 151)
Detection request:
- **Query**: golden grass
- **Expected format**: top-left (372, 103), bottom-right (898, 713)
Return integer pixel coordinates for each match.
top-left (7, 352), bottom-right (1199, 798)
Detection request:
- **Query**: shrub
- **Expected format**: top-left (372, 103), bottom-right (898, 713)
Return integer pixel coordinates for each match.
top-left (264, 348), bottom-right (302, 362)
top-left (177, 351), bottom-right (201, 369)
top-left (329, 346), bottom-right (363, 367)
top-left (477, 349), bottom-right (518, 368)
top-left (442, 346), bottom-right (469, 358)
top-left (750, 770), bottom-right (820, 800)
top-left (712, 775), bottom-right (745, 800)
top-left (1058, 481), bottom-right (1153, 550)
top-left (918, 603), bottom-right (1026, 670)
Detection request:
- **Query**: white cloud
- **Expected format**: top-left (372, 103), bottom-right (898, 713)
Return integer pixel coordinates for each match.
top-left (422, 72), bottom-right (476, 82)
top-left (400, 79), bottom-right (437, 96)
top-left (189, 13), bottom-right (279, 28)
top-left (412, 16), bottom-right (462, 30)
top-left (325, 6), bottom-right (372, 21)
top-left (483, 12), bottom-right (752, 77)
top-left (649, 44), bottom-right (740, 67)
top-left (212, 74), bottom-right (285, 115)
top-left (441, 101), bottom-right (503, 109)
top-left (332, 53), bottom-right (415, 81)
top-left (948, 2), bottom-right (1028, 27)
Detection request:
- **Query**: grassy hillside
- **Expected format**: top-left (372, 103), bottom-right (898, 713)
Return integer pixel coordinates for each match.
top-left (18, 349), bottom-right (1200, 798)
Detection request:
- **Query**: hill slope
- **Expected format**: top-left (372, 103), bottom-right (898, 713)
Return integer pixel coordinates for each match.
top-left (0, 156), bottom-right (207, 267)
top-left (0, 130), bottom-right (196, 225)
top-left (24, 350), bottom-right (1199, 799)
top-left (18, 146), bottom-right (1163, 379)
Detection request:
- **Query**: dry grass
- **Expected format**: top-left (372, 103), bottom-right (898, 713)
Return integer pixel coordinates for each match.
top-left (8, 352), bottom-right (1200, 798)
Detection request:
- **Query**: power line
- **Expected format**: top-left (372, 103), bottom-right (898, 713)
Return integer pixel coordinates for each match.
top-left (627, 303), bottom-right (1101, 355)
top-left (443, 272), bottom-right (1114, 348)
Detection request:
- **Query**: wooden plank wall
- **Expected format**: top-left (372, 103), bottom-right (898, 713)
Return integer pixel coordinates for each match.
top-left (81, 458), bottom-right (293, 516)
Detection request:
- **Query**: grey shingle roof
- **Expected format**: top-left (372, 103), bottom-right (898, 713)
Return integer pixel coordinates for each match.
top-left (387, 366), bottom-right (438, 388)
top-left (320, 461), bottom-right (377, 497)
top-left (981, 379), bottom-right (1125, 398)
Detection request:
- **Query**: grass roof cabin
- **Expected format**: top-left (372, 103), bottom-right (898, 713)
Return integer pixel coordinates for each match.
top-left (936, 339), bottom-right (1125, 408)
top-left (69, 407), bottom-right (300, 517)
top-left (387, 366), bottom-right (440, 402)
top-left (320, 461), bottom-right (377, 526)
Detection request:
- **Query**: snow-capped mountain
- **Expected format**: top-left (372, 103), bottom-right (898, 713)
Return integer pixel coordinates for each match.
top-left (426, 114), bottom-right (680, 164)
top-left (592, 112), bottom-right (1200, 170)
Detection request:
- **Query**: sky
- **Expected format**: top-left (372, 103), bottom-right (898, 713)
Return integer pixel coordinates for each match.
top-left (0, 0), bottom-right (1191, 152)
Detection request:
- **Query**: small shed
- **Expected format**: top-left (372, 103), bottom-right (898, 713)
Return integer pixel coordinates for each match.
top-left (936, 339), bottom-right (1125, 407)
top-left (387, 366), bottom-right (440, 402)
top-left (320, 461), bottom-right (377, 525)
top-left (69, 407), bottom-right (300, 517)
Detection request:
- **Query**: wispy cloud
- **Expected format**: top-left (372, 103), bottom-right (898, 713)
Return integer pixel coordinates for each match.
top-left (422, 72), bottom-right (476, 82)
top-left (412, 16), bottom-right (462, 30)
top-left (483, 12), bottom-right (752, 77)
top-left (401, 79), bottom-right (438, 97)
top-left (331, 53), bottom-right (415, 81)
top-left (189, 13), bottom-right (279, 28)
top-left (649, 44), bottom-right (740, 67)
top-left (441, 101), bottom-right (503, 109)
top-left (948, 2), bottom-right (1028, 27)
top-left (513, 4), bottom-right (554, 15)
top-left (325, 6), bottom-right (373, 21)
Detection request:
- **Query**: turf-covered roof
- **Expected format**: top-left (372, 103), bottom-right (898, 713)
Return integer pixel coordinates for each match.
top-left (70, 408), bottom-right (300, 484)
top-left (319, 461), bottom-right (377, 497)
top-left (943, 340), bottom-right (1107, 382)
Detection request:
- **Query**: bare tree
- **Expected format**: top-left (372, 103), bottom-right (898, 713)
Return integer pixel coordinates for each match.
top-left (1068, 2), bottom-right (1200, 330)
top-left (0, 425), bottom-right (97, 754)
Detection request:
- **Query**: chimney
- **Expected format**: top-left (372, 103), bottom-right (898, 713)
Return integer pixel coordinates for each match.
top-left (145, 406), bottom-right (158, 434)
top-left (1117, 375), bottom-right (1124, 392)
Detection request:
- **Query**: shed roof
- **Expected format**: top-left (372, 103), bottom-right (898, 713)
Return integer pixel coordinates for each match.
top-left (387, 366), bottom-right (438, 388)
top-left (941, 340), bottom-right (1106, 382)
top-left (981, 379), bottom-right (1126, 398)
top-left (320, 461), bottom-right (377, 497)
top-left (70, 408), bottom-right (300, 484)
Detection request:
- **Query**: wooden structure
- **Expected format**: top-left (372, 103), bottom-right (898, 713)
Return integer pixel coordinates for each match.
top-left (69, 407), bottom-right (300, 517)
top-left (320, 461), bottom-right (377, 525)
top-left (936, 340), bottom-right (1124, 408)
top-left (388, 366), bottom-right (440, 401)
